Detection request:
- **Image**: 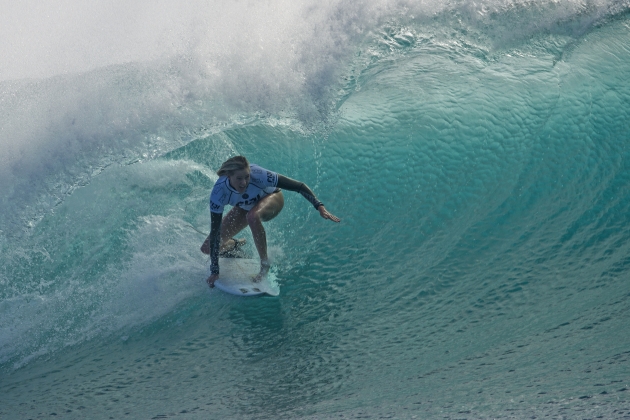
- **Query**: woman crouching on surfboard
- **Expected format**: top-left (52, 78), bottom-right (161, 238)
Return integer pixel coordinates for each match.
top-left (201, 156), bottom-right (340, 288)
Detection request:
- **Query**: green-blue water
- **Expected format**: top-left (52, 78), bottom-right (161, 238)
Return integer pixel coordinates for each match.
top-left (1, 1), bottom-right (630, 418)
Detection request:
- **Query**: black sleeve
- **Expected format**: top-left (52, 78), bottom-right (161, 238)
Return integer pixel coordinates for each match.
top-left (209, 211), bottom-right (222, 275)
top-left (276, 174), bottom-right (323, 209)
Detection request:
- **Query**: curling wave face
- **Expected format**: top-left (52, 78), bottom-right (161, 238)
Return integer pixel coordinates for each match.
top-left (1, 1), bottom-right (630, 418)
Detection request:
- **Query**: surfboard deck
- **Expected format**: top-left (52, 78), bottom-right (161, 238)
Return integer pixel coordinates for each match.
top-left (214, 258), bottom-right (279, 296)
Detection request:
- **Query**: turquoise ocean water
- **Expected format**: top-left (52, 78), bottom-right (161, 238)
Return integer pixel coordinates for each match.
top-left (2, 1), bottom-right (630, 418)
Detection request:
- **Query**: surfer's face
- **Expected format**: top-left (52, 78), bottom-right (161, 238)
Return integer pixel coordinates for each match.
top-left (228, 168), bottom-right (250, 193)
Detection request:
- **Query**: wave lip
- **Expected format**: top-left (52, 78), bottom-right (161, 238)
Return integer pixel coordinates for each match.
top-left (2, 0), bottom-right (628, 234)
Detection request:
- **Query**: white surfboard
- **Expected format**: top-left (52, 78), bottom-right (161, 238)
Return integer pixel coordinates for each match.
top-left (214, 258), bottom-right (279, 296)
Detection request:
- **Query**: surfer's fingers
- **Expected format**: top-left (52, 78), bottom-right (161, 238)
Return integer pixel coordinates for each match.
top-left (317, 206), bottom-right (340, 222)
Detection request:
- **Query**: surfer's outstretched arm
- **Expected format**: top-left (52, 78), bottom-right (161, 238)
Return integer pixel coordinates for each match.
top-left (276, 175), bottom-right (340, 222)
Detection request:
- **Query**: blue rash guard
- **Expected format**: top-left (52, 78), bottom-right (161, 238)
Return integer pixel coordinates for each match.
top-left (208, 164), bottom-right (323, 275)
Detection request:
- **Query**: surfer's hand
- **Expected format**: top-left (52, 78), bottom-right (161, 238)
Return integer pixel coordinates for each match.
top-left (206, 274), bottom-right (219, 288)
top-left (318, 205), bottom-right (340, 223)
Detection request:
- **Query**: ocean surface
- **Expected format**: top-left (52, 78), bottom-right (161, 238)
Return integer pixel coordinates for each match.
top-left (1, 1), bottom-right (630, 418)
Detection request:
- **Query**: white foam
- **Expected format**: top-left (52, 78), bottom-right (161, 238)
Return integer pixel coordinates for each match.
top-left (0, 159), bottom-right (215, 368)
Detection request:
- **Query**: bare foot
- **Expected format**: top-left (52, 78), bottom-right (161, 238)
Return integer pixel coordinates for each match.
top-left (219, 238), bottom-right (247, 258)
top-left (253, 260), bottom-right (270, 283)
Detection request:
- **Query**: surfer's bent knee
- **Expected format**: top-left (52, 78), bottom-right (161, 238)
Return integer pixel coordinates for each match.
top-left (249, 191), bottom-right (284, 223)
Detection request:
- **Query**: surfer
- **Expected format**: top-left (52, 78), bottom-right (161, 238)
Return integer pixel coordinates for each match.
top-left (202, 155), bottom-right (340, 287)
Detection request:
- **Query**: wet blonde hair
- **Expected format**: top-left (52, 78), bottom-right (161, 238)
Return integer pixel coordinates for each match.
top-left (217, 156), bottom-right (250, 177)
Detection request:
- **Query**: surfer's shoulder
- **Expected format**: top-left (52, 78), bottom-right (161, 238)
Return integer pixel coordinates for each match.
top-left (249, 164), bottom-right (278, 187)
top-left (210, 177), bottom-right (231, 204)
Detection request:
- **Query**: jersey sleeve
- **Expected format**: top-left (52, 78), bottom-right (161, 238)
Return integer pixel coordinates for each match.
top-left (249, 164), bottom-right (278, 189)
top-left (209, 179), bottom-right (228, 214)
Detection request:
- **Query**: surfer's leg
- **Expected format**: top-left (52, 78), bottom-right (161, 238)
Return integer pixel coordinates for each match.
top-left (219, 206), bottom-right (249, 252)
top-left (247, 191), bottom-right (284, 281)
top-left (200, 207), bottom-right (249, 255)
top-left (255, 190), bottom-right (285, 222)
